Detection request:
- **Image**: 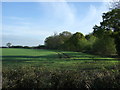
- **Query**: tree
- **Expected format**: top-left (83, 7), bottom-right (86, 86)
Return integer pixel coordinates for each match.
top-left (6, 43), bottom-right (11, 48)
top-left (85, 34), bottom-right (97, 52)
top-left (45, 31), bottom-right (72, 50)
top-left (92, 34), bottom-right (116, 56)
top-left (63, 32), bottom-right (87, 52)
top-left (113, 31), bottom-right (120, 55)
top-left (93, 25), bottom-right (106, 38)
top-left (92, 23), bottom-right (117, 56)
top-left (59, 31), bottom-right (72, 44)
top-left (110, 0), bottom-right (120, 9)
top-left (45, 36), bottom-right (59, 49)
top-left (99, 8), bottom-right (120, 55)
top-left (101, 9), bottom-right (120, 32)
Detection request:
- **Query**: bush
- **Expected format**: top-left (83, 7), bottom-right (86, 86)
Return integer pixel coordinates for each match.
top-left (2, 66), bottom-right (120, 89)
top-left (92, 35), bottom-right (116, 56)
top-left (113, 31), bottom-right (120, 56)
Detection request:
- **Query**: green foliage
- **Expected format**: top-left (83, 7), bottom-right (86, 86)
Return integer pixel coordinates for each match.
top-left (2, 66), bottom-right (120, 89)
top-left (59, 31), bottom-right (72, 44)
top-left (45, 35), bottom-right (59, 49)
top-left (93, 26), bottom-right (107, 38)
top-left (101, 9), bottom-right (120, 32)
top-left (92, 35), bottom-right (116, 56)
top-left (91, 8), bottom-right (120, 56)
top-left (85, 30), bottom-right (116, 56)
top-left (63, 32), bottom-right (87, 52)
top-left (96, 8), bottom-right (120, 56)
top-left (85, 34), bottom-right (97, 52)
top-left (92, 27), bottom-right (116, 56)
top-left (113, 31), bottom-right (120, 55)
top-left (45, 31), bottom-right (72, 49)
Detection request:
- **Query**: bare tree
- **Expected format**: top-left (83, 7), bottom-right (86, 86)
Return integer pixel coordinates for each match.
top-left (109, 0), bottom-right (120, 9)
top-left (6, 43), bottom-right (11, 48)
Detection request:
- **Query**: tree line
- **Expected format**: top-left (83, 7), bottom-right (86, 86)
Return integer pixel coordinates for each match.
top-left (45, 8), bottom-right (120, 56)
top-left (4, 43), bottom-right (46, 49)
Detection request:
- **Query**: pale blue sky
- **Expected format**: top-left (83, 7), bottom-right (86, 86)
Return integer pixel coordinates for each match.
top-left (2, 2), bottom-right (109, 46)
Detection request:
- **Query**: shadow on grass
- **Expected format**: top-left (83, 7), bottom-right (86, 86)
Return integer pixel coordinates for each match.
top-left (2, 53), bottom-right (58, 58)
top-left (2, 54), bottom-right (58, 62)
top-left (2, 55), bottom-right (120, 61)
top-left (1, 51), bottom-right (120, 62)
top-left (73, 58), bottom-right (120, 61)
top-left (2, 56), bottom-right (53, 58)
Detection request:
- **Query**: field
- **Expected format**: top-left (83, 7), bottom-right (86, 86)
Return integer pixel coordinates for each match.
top-left (2, 48), bottom-right (120, 89)
top-left (2, 48), bottom-right (120, 70)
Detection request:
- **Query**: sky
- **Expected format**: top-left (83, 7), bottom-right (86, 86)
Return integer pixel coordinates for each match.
top-left (2, 1), bottom-right (110, 46)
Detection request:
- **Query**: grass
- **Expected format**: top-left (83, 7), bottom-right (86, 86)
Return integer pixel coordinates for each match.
top-left (1, 48), bottom-right (120, 89)
top-left (2, 48), bottom-right (120, 70)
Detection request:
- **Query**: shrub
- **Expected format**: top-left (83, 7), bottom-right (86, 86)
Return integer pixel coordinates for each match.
top-left (2, 66), bottom-right (120, 89)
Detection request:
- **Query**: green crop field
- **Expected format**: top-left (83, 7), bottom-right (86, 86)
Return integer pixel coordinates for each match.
top-left (1, 48), bottom-right (120, 89)
top-left (2, 48), bottom-right (120, 70)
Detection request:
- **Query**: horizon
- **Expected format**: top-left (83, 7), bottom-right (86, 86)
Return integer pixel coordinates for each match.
top-left (2, 1), bottom-right (109, 46)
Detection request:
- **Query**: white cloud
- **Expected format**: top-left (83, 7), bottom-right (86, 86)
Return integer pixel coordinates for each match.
top-left (39, 2), bottom-right (109, 35)
top-left (78, 5), bottom-right (97, 26)
top-left (71, 2), bottom-right (109, 34)
top-left (3, 24), bottom-right (53, 36)
top-left (2, 23), bottom-right (54, 46)
top-left (2, 2), bottom-right (110, 46)
top-left (39, 2), bottom-right (76, 26)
